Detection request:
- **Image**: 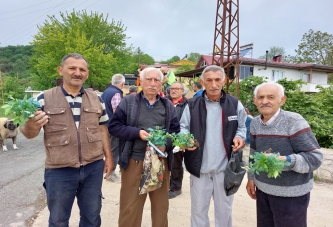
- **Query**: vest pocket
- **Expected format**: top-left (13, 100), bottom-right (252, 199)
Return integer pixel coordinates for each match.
top-left (84, 129), bottom-right (103, 160)
top-left (45, 134), bottom-right (75, 166)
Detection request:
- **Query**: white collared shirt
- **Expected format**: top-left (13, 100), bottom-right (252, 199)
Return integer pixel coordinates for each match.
top-left (260, 108), bottom-right (281, 126)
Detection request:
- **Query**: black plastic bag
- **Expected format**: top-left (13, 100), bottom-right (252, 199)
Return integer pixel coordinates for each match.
top-left (224, 149), bottom-right (246, 196)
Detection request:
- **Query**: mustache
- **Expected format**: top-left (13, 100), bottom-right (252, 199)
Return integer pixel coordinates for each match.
top-left (72, 76), bottom-right (82, 80)
top-left (260, 104), bottom-right (272, 108)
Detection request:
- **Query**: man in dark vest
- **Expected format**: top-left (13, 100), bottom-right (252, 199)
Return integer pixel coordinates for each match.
top-left (168, 81), bottom-right (188, 199)
top-left (20, 53), bottom-right (113, 226)
top-left (101, 74), bottom-right (125, 182)
top-left (180, 65), bottom-right (247, 227)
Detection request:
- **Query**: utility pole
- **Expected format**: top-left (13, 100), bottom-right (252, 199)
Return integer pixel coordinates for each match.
top-left (0, 43), bottom-right (3, 104)
top-left (212, 0), bottom-right (240, 96)
top-left (138, 47), bottom-right (141, 68)
top-left (0, 68), bottom-right (4, 105)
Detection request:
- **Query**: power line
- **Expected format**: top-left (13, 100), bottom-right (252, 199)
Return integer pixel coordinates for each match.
top-left (0, 0), bottom-right (75, 44)
top-left (159, 0), bottom-right (193, 34)
top-left (0, 0), bottom-right (53, 15)
top-left (0, 6), bottom-right (58, 20)
top-left (155, 0), bottom-right (182, 34)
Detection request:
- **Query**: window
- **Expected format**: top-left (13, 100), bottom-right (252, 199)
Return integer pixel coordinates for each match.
top-left (200, 61), bottom-right (207, 68)
top-left (240, 66), bottom-right (253, 80)
top-left (300, 73), bottom-right (310, 83)
top-left (272, 70), bottom-right (284, 81)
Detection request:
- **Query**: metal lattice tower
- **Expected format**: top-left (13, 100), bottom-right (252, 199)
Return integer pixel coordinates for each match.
top-left (212, 0), bottom-right (240, 96)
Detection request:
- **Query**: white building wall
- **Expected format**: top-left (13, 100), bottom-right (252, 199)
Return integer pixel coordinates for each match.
top-left (251, 65), bottom-right (328, 92)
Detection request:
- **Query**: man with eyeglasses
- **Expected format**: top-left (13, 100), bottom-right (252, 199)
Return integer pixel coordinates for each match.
top-left (168, 82), bottom-right (188, 199)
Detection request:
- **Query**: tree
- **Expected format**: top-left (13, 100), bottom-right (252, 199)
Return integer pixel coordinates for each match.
top-left (259, 46), bottom-right (286, 60)
top-left (30, 11), bottom-right (132, 90)
top-left (292, 29), bottom-right (333, 66)
top-left (187, 52), bottom-right (201, 63)
top-left (167, 56), bottom-right (180, 64)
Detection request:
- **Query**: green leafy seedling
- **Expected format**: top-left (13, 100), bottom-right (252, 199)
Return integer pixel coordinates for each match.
top-left (1, 95), bottom-right (41, 125)
top-left (243, 151), bottom-right (290, 178)
top-left (168, 132), bottom-right (197, 149)
top-left (147, 126), bottom-right (169, 147)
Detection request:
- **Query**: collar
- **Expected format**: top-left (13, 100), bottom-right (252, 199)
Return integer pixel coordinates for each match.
top-left (60, 85), bottom-right (85, 98)
top-left (204, 93), bottom-right (223, 102)
top-left (172, 96), bottom-right (184, 105)
top-left (141, 92), bottom-right (161, 108)
top-left (260, 108), bottom-right (281, 126)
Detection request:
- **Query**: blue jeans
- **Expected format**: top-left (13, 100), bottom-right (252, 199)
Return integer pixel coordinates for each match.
top-left (44, 159), bottom-right (104, 227)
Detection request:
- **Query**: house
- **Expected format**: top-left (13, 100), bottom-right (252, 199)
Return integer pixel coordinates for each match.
top-left (176, 54), bottom-right (333, 93)
top-left (149, 60), bottom-right (196, 73)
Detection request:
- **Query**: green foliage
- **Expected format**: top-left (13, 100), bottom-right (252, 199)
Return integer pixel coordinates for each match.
top-left (147, 126), bottom-right (169, 147)
top-left (229, 76), bottom-right (267, 116)
top-left (244, 152), bottom-right (290, 178)
top-left (259, 46), bottom-right (286, 60)
top-left (168, 132), bottom-right (195, 149)
top-left (147, 126), bottom-right (196, 149)
top-left (1, 95), bottom-right (40, 124)
top-left (175, 63), bottom-right (195, 74)
top-left (285, 29), bottom-right (333, 65)
top-left (30, 10), bottom-right (132, 90)
top-left (167, 56), bottom-right (180, 64)
top-left (187, 52), bottom-right (201, 63)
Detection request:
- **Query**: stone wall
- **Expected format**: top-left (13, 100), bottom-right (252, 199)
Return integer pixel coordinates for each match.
top-left (242, 147), bottom-right (333, 182)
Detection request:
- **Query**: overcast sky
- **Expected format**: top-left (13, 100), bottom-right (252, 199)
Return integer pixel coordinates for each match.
top-left (1, 0), bottom-right (332, 61)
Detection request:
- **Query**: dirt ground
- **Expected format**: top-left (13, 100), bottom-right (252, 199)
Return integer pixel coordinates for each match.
top-left (32, 167), bottom-right (333, 227)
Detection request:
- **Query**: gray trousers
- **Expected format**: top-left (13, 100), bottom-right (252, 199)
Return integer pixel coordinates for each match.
top-left (110, 135), bottom-right (119, 171)
top-left (190, 171), bottom-right (233, 227)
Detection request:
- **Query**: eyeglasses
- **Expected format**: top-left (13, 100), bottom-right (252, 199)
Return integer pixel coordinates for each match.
top-left (170, 88), bottom-right (183, 91)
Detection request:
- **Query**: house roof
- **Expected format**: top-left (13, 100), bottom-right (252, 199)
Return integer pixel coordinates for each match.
top-left (170, 59), bottom-right (196, 66)
top-left (177, 54), bottom-right (333, 78)
top-left (148, 63), bottom-right (169, 68)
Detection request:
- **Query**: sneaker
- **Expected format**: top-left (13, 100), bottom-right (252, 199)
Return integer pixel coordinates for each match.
top-left (106, 172), bottom-right (121, 183)
top-left (168, 190), bottom-right (182, 199)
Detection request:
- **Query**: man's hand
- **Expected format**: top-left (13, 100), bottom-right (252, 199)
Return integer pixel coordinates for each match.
top-left (103, 156), bottom-right (113, 179)
top-left (246, 179), bottom-right (256, 200)
top-left (20, 110), bottom-right (49, 139)
top-left (139, 130), bottom-right (151, 141)
top-left (232, 137), bottom-right (245, 152)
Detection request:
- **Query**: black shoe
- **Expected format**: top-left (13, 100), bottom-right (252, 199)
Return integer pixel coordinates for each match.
top-left (168, 190), bottom-right (182, 199)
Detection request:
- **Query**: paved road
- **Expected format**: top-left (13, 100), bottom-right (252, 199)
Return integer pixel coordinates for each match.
top-left (0, 131), bottom-right (45, 227)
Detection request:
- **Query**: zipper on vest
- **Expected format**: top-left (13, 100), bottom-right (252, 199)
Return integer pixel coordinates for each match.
top-left (77, 129), bottom-right (83, 165)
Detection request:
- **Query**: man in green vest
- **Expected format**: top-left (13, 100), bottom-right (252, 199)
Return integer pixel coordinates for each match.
top-left (161, 67), bottom-right (176, 90)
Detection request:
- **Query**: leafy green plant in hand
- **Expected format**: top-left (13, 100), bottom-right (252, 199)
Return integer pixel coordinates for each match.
top-left (244, 152), bottom-right (290, 178)
top-left (147, 126), bottom-right (169, 147)
top-left (1, 95), bottom-right (40, 125)
top-left (168, 132), bottom-right (198, 149)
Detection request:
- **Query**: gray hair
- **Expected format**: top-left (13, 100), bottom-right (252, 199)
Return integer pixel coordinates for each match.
top-left (254, 82), bottom-right (285, 100)
top-left (61, 53), bottom-right (88, 67)
top-left (112, 74), bottom-right (125, 85)
top-left (171, 81), bottom-right (184, 90)
top-left (140, 67), bottom-right (164, 81)
top-left (129, 85), bottom-right (138, 93)
top-left (201, 65), bottom-right (226, 80)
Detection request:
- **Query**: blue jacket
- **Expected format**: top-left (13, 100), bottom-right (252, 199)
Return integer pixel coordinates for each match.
top-left (101, 85), bottom-right (123, 126)
top-left (193, 89), bottom-right (203, 98)
top-left (109, 92), bottom-right (180, 170)
top-left (245, 115), bottom-right (253, 144)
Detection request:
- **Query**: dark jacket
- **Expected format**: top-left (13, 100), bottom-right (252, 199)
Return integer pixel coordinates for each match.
top-left (184, 90), bottom-right (239, 178)
top-left (109, 92), bottom-right (180, 170)
top-left (168, 96), bottom-right (188, 120)
top-left (101, 84), bottom-right (123, 127)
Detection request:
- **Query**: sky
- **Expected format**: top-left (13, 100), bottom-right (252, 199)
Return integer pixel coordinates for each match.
top-left (1, 0), bottom-right (333, 61)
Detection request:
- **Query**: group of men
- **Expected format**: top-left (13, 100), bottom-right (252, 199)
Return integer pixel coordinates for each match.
top-left (21, 53), bottom-right (323, 227)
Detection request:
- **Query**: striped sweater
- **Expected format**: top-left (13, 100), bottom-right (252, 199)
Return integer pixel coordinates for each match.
top-left (248, 110), bottom-right (323, 197)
